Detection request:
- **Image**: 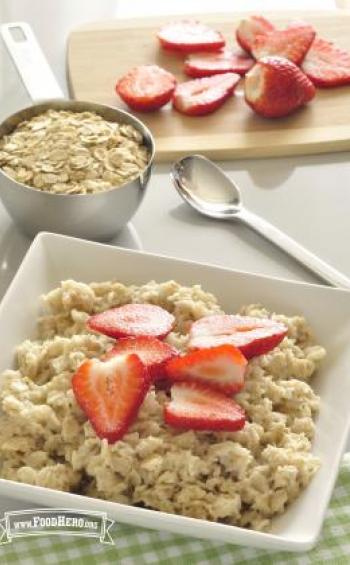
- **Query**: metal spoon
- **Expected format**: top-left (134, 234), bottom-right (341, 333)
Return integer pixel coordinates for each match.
top-left (171, 154), bottom-right (350, 289)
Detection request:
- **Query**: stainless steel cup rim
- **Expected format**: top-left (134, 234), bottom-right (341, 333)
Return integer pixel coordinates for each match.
top-left (0, 99), bottom-right (155, 200)
top-left (0, 23), bottom-right (155, 199)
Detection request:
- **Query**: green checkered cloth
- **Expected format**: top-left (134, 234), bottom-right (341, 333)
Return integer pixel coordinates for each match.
top-left (1, 454), bottom-right (350, 565)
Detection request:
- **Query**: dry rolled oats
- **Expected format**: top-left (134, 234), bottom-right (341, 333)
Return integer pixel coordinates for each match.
top-left (0, 110), bottom-right (149, 195)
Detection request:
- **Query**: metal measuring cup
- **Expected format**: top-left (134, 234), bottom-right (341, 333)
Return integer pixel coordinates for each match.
top-left (0, 22), bottom-right (155, 241)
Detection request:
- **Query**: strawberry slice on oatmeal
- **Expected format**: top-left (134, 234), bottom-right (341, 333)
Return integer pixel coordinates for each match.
top-left (189, 314), bottom-right (288, 358)
top-left (165, 344), bottom-right (247, 394)
top-left (72, 353), bottom-right (151, 443)
top-left (164, 381), bottom-right (246, 432)
top-left (88, 303), bottom-right (175, 339)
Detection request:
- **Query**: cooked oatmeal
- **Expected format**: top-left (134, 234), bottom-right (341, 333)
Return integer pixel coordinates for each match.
top-left (0, 110), bottom-right (149, 194)
top-left (0, 280), bottom-right (325, 530)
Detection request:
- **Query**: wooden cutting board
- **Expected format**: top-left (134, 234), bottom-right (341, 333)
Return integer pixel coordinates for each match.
top-left (68, 11), bottom-right (350, 162)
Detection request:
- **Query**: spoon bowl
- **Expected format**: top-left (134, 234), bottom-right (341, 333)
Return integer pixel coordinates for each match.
top-left (172, 155), bottom-right (241, 219)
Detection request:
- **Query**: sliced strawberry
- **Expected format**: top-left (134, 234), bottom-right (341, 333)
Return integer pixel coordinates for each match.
top-left (245, 56), bottom-right (316, 118)
top-left (105, 336), bottom-right (178, 380)
top-left (184, 48), bottom-right (254, 78)
top-left (88, 304), bottom-right (175, 339)
top-left (157, 21), bottom-right (225, 53)
top-left (252, 24), bottom-right (315, 65)
top-left (286, 19), bottom-right (316, 31)
top-left (164, 381), bottom-right (246, 432)
top-left (302, 38), bottom-right (350, 88)
top-left (189, 314), bottom-right (288, 359)
top-left (236, 15), bottom-right (275, 54)
top-left (116, 65), bottom-right (176, 111)
top-left (165, 344), bottom-right (247, 394)
top-left (173, 73), bottom-right (239, 116)
top-left (72, 353), bottom-right (150, 443)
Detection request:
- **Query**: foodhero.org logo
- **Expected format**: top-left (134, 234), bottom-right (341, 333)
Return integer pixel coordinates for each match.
top-left (0, 508), bottom-right (115, 545)
top-left (16, 513), bottom-right (98, 530)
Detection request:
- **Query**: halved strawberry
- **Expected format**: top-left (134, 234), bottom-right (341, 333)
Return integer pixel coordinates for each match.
top-left (173, 73), bottom-right (240, 116)
top-left (245, 56), bottom-right (316, 118)
top-left (165, 344), bottom-right (247, 394)
top-left (252, 24), bottom-right (315, 65)
top-left (189, 313), bottom-right (288, 359)
top-left (105, 336), bottom-right (178, 380)
top-left (302, 37), bottom-right (350, 88)
top-left (236, 15), bottom-right (275, 54)
top-left (72, 353), bottom-right (150, 443)
top-left (157, 21), bottom-right (225, 53)
top-left (164, 381), bottom-right (246, 432)
top-left (184, 48), bottom-right (254, 78)
top-left (286, 19), bottom-right (315, 31)
top-left (116, 65), bottom-right (176, 111)
top-left (88, 304), bottom-right (175, 339)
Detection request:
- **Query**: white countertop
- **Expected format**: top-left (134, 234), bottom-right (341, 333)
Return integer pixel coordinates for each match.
top-left (0, 0), bottom-right (349, 512)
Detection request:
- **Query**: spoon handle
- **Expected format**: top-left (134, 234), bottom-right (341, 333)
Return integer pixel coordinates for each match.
top-left (238, 208), bottom-right (350, 289)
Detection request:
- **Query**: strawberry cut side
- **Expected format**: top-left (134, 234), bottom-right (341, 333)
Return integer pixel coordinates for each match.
top-left (236, 15), bottom-right (275, 54)
top-left (252, 25), bottom-right (316, 65)
top-left (164, 381), bottom-right (246, 432)
top-left (105, 336), bottom-right (178, 381)
top-left (88, 304), bottom-right (175, 339)
top-left (184, 48), bottom-right (254, 77)
top-left (189, 313), bottom-right (288, 359)
top-left (245, 56), bottom-right (316, 118)
top-left (72, 353), bottom-right (150, 443)
top-left (173, 73), bottom-right (240, 116)
top-left (165, 344), bottom-right (247, 394)
top-left (302, 37), bottom-right (350, 88)
top-left (116, 65), bottom-right (176, 111)
top-left (157, 21), bottom-right (225, 53)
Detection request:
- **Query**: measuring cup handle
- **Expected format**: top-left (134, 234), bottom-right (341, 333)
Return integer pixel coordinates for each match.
top-left (1, 22), bottom-right (65, 102)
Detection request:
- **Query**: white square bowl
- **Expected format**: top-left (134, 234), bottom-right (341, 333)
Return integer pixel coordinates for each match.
top-left (0, 232), bottom-right (350, 552)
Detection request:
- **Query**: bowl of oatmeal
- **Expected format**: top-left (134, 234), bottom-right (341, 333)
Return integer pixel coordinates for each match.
top-left (0, 102), bottom-right (154, 241)
top-left (0, 233), bottom-right (350, 552)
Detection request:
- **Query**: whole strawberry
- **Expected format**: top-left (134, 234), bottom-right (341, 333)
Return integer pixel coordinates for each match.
top-left (244, 56), bottom-right (316, 118)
